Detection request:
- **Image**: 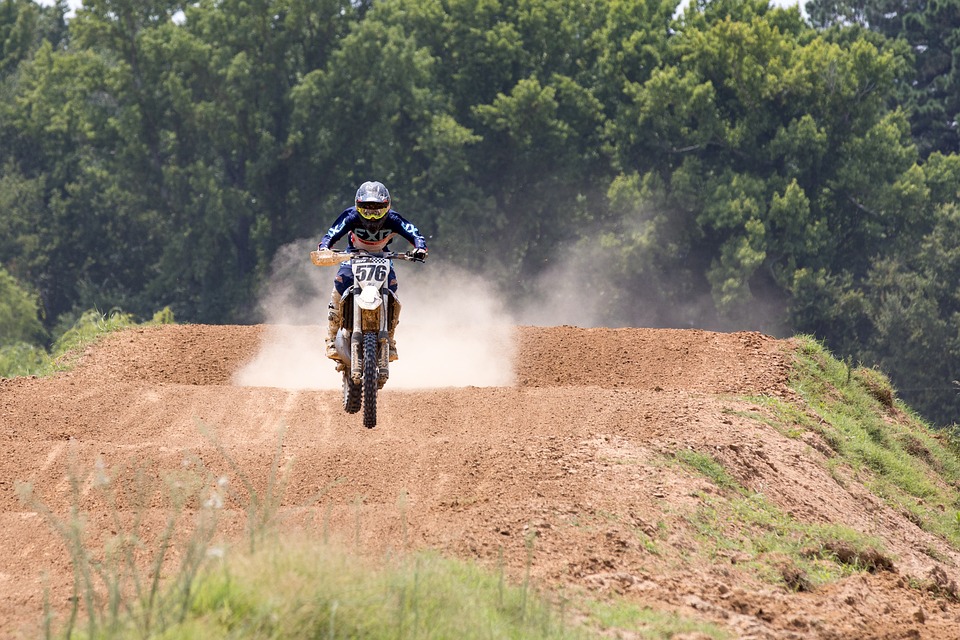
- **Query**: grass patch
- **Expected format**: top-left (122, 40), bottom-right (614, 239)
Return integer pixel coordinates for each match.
top-left (790, 336), bottom-right (960, 548)
top-left (585, 598), bottom-right (730, 639)
top-left (736, 397), bottom-right (815, 438)
top-left (675, 449), bottom-right (737, 490)
top-left (0, 341), bottom-right (51, 377)
top-left (674, 450), bottom-right (894, 591)
top-left (690, 489), bottom-right (893, 591)
top-left (180, 542), bottom-right (584, 640)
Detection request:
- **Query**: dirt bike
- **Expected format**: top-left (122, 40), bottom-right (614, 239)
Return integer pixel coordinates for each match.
top-left (310, 248), bottom-right (424, 428)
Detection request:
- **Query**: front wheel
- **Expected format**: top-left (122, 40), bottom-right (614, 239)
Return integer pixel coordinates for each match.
top-left (362, 331), bottom-right (379, 428)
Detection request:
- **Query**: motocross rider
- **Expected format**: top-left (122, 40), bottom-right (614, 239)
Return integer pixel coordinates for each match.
top-left (317, 181), bottom-right (428, 363)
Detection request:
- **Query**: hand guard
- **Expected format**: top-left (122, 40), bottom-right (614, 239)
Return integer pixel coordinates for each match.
top-left (310, 247), bottom-right (342, 266)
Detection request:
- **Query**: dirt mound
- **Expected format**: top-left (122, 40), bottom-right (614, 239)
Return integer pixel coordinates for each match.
top-left (1, 325), bottom-right (958, 639)
top-left (515, 325), bottom-right (791, 393)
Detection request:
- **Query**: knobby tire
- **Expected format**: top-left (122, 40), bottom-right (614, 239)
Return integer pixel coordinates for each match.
top-left (362, 331), bottom-right (379, 428)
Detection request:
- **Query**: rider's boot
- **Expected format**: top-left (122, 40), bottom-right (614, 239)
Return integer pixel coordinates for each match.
top-left (326, 289), bottom-right (343, 361)
top-left (388, 295), bottom-right (401, 362)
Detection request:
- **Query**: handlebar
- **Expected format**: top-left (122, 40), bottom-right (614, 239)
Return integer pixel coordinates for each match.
top-left (378, 250), bottom-right (426, 263)
top-left (310, 248), bottom-right (426, 267)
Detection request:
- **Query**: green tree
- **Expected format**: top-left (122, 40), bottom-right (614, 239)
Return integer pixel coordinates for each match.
top-left (334, 0), bottom-right (666, 278)
top-left (287, 6), bottom-right (452, 246)
top-left (807, 0), bottom-right (960, 156)
top-left (846, 152), bottom-right (960, 424)
top-left (3, 41), bottom-right (154, 321)
top-left (0, 265), bottom-right (43, 344)
top-left (472, 74), bottom-right (606, 274)
top-left (861, 203), bottom-right (960, 425)
top-left (0, 0), bottom-right (67, 77)
top-left (9, 0), bottom-right (361, 322)
top-left (603, 3), bottom-right (922, 333)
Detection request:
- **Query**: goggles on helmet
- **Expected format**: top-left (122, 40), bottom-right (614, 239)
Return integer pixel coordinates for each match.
top-left (357, 202), bottom-right (389, 220)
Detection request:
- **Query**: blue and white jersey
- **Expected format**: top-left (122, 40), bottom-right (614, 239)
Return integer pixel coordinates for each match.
top-left (318, 207), bottom-right (427, 253)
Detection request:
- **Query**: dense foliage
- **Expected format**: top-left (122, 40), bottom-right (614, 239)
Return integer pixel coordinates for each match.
top-left (1, 0), bottom-right (959, 424)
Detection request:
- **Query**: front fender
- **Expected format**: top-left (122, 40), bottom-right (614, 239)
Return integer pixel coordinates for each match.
top-left (357, 285), bottom-right (382, 310)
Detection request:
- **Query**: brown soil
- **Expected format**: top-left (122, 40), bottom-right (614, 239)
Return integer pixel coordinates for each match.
top-left (2, 324), bottom-right (959, 639)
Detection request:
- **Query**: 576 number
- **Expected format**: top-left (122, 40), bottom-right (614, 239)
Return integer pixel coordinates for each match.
top-left (355, 263), bottom-right (388, 282)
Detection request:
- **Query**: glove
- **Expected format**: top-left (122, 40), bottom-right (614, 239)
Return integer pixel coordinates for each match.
top-left (410, 247), bottom-right (428, 261)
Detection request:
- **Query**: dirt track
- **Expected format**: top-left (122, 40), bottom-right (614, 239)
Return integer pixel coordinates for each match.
top-left (2, 324), bottom-right (959, 639)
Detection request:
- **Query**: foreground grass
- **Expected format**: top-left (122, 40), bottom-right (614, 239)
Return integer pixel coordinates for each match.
top-left (174, 542), bottom-right (582, 639)
top-left (29, 521), bottom-right (730, 640)
top-left (184, 540), bottom-right (731, 639)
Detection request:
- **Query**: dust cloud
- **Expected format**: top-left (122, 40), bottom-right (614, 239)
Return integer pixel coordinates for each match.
top-left (515, 235), bottom-right (790, 336)
top-left (512, 245), bottom-right (607, 328)
top-left (233, 242), bottom-right (515, 390)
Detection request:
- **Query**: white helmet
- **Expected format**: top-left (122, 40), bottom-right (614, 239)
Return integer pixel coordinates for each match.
top-left (355, 181), bottom-right (391, 232)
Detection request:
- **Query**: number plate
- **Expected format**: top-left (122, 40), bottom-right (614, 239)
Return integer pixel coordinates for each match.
top-left (352, 257), bottom-right (389, 287)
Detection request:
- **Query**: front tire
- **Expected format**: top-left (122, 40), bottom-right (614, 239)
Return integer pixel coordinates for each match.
top-left (362, 331), bottom-right (379, 428)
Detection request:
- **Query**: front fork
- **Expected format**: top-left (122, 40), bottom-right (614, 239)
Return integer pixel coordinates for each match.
top-left (347, 286), bottom-right (391, 384)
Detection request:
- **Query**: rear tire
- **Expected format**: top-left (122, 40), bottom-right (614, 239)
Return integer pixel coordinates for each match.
top-left (362, 331), bottom-right (379, 428)
top-left (342, 371), bottom-right (361, 414)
